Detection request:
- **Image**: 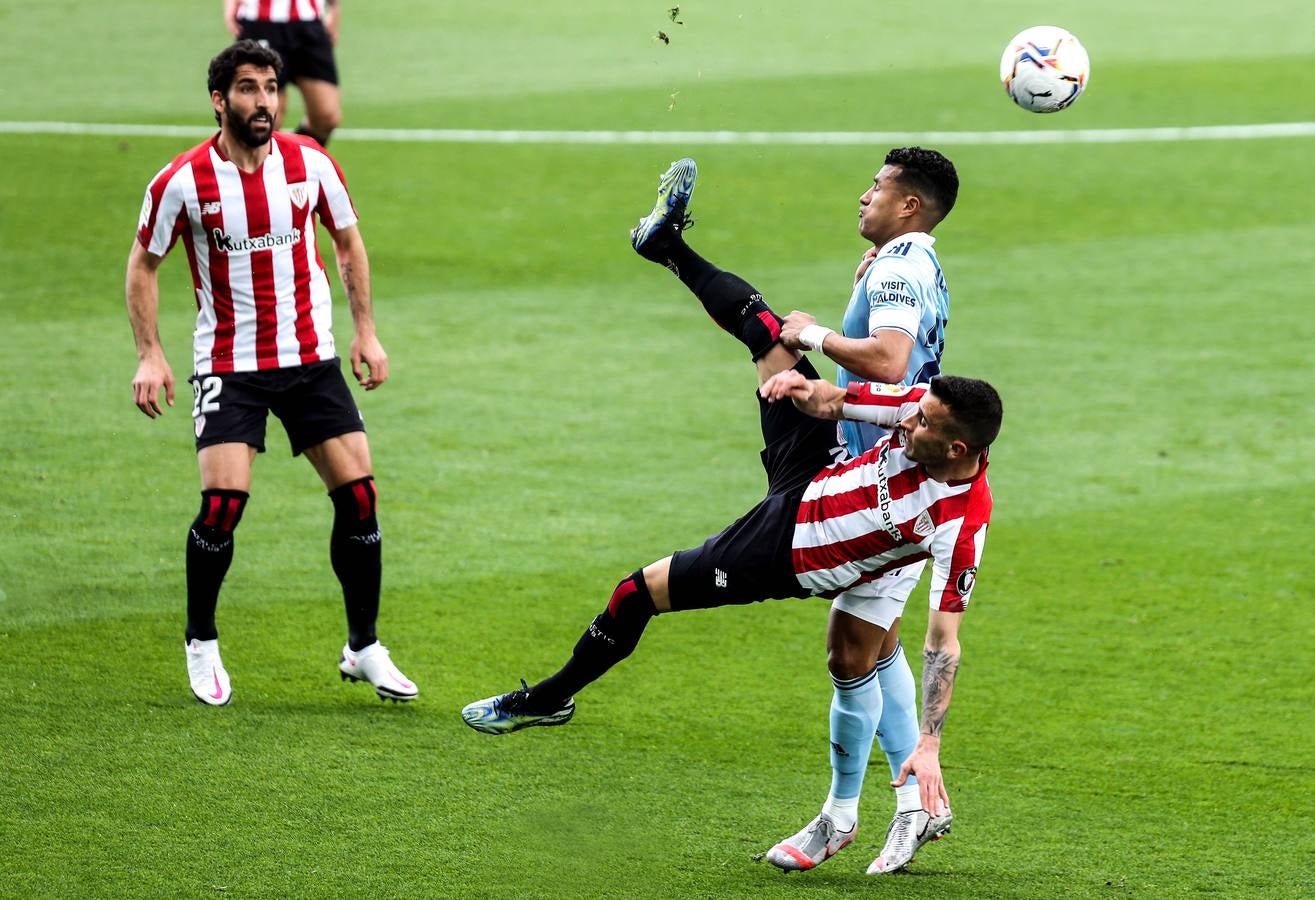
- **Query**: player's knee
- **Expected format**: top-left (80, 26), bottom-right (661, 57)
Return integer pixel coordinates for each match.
top-left (827, 637), bottom-right (877, 681)
top-left (605, 569), bottom-right (655, 620)
top-left (329, 476), bottom-right (379, 534)
top-left (309, 107), bottom-right (342, 134)
top-left (190, 489), bottom-right (249, 547)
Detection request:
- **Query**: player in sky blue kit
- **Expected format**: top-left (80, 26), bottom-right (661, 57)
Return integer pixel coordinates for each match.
top-left (774, 147), bottom-right (960, 875)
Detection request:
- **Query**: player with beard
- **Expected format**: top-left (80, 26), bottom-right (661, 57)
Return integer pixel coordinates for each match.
top-left (125, 40), bottom-right (417, 706)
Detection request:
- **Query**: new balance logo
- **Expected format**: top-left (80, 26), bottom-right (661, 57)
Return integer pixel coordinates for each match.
top-left (201, 201), bottom-right (222, 215)
top-left (714, 568), bottom-right (728, 588)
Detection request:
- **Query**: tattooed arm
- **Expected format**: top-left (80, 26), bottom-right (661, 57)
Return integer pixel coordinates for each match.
top-left (329, 224), bottom-right (388, 390)
top-left (891, 610), bottom-right (962, 815)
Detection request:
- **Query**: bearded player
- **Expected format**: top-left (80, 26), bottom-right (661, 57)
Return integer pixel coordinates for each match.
top-left (125, 40), bottom-right (416, 706)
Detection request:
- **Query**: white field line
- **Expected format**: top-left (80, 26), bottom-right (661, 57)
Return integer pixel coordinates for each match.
top-left (3, 120), bottom-right (1314, 145)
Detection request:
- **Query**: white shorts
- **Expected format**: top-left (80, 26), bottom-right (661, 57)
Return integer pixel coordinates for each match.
top-left (829, 560), bottom-right (928, 629)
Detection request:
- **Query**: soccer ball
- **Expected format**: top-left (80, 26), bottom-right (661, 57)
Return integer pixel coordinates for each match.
top-left (999, 26), bottom-right (1090, 113)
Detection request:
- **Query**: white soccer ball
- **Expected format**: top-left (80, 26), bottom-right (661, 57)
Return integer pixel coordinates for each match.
top-left (999, 26), bottom-right (1090, 113)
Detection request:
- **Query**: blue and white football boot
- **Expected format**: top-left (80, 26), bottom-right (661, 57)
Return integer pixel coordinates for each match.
top-left (630, 157), bottom-right (697, 264)
top-left (460, 679), bottom-right (576, 734)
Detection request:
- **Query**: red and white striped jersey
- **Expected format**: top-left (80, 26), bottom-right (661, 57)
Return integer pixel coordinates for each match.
top-left (236, 0), bottom-right (325, 22)
top-left (793, 383), bottom-right (992, 612)
top-left (135, 132), bottom-right (358, 374)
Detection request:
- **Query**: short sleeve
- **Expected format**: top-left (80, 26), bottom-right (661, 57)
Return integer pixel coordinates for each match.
top-left (136, 163), bottom-right (187, 256)
top-left (863, 258), bottom-right (920, 338)
top-left (313, 149), bottom-right (359, 232)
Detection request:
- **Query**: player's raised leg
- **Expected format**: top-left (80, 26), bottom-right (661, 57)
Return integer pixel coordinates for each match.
top-left (184, 441), bottom-right (257, 706)
top-left (631, 158), bottom-right (798, 384)
top-left (304, 432), bottom-right (418, 702)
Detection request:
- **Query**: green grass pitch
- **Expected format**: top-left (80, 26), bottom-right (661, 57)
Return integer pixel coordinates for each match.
top-left (1, 2), bottom-right (1313, 896)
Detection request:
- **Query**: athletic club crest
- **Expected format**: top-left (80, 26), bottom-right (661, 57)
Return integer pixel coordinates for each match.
top-left (194, 414), bottom-right (206, 438)
top-left (955, 567), bottom-right (977, 595)
top-left (913, 510), bottom-right (935, 537)
top-left (287, 182), bottom-right (308, 208)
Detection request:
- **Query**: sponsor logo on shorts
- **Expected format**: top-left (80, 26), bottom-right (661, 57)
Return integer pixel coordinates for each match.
top-left (714, 568), bottom-right (728, 588)
top-left (955, 567), bottom-right (977, 595)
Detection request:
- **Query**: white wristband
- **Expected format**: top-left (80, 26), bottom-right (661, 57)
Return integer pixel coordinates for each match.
top-left (799, 324), bottom-right (835, 353)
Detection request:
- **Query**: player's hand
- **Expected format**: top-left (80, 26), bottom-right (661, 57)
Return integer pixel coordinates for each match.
top-left (892, 735), bottom-right (950, 817)
top-left (779, 311), bottom-right (817, 351)
top-left (132, 354), bottom-right (175, 418)
top-left (351, 333), bottom-right (389, 390)
top-left (222, 0), bottom-right (241, 37)
top-left (324, 5), bottom-right (340, 44)
top-left (854, 246), bottom-right (879, 285)
top-left (759, 369), bottom-right (811, 404)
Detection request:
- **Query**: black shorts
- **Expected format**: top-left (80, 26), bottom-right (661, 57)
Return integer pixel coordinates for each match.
top-left (667, 357), bottom-right (844, 611)
top-left (189, 359), bottom-right (364, 456)
top-left (237, 20), bottom-right (338, 86)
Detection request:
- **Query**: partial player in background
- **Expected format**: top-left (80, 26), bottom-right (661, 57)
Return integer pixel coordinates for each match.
top-left (224, 0), bottom-right (343, 145)
top-left (125, 40), bottom-right (415, 706)
top-left (775, 147), bottom-right (961, 873)
top-left (461, 160), bottom-right (999, 879)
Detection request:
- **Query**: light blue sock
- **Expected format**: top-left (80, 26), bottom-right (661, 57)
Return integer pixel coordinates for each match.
top-left (875, 641), bottom-right (919, 785)
top-left (828, 663), bottom-right (883, 801)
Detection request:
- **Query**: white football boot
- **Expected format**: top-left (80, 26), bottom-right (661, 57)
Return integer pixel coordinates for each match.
top-left (338, 641), bottom-right (418, 702)
top-left (185, 638), bottom-right (232, 706)
top-left (765, 812), bottom-right (856, 871)
top-left (866, 808), bottom-right (952, 874)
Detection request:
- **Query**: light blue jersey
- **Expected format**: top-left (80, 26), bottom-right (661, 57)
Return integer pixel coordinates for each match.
top-left (837, 232), bottom-right (949, 456)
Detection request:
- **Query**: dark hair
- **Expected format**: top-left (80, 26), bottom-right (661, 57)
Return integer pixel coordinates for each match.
top-left (884, 147), bottom-right (959, 222)
top-left (208, 40), bottom-right (283, 122)
top-left (929, 375), bottom-right (1002, 451)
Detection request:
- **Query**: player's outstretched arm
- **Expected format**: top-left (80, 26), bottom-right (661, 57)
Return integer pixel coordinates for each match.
top-left (125, 242), bottom-right (175, 418)
top-left (892, 609), bottom-right (962, 816)
top-left (330, 224), bottom-right (388, 390)
top-left (780, 309), bottom-right (914, 384)
top-left (759, 370), bottom-right (845, 419)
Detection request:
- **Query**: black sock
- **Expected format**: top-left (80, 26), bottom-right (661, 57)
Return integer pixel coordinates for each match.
top-left (692, 270), bottom-right (784, 360)
top-left (663, 240), bottom-right (721, 295)
top-left (651, 233), bottom-right (782, 360)
top-left (329, 477), bottom-right (381, 652)
top-left (185, 490), bottom-right (248, 642)
top-left (529, 570), bottom-right (656, 709)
